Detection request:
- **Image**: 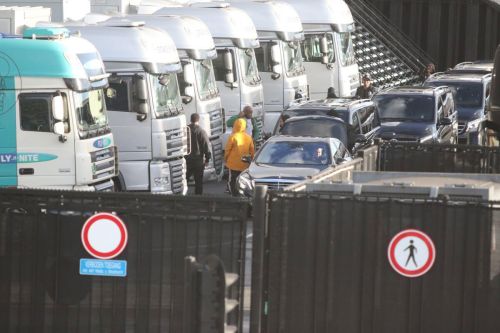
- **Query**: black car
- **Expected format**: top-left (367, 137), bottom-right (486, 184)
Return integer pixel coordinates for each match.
top-left (274, 98), bottom-right (376, 136)
top-left (278, 115), bottom-right (362, 152)
top-left (372, 86), bottom-right (458, 144)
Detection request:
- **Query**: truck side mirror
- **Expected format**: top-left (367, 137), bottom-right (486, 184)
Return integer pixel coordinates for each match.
top-left (183, 63), bottom-right (195, 85)
top-left (133, 74), bottom-right (148, 101)
top-left (270, 43), bottom-right (282, 79)
top-left (133, 75), bottom-right (148, 120)
top-left (52, 95), bottom-right (64, 121)
top-left (53, 122), bottom-right (65, 136)
top-left (320, 36), bottom-right (329, 55)
top-left (223, 50), bottom-right (235, 84)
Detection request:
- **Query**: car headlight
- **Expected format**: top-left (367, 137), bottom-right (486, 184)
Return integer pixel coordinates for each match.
top-left (466, 118), bottom-right (482, 132)
top-left (237, 171), bottom-right (254, 196)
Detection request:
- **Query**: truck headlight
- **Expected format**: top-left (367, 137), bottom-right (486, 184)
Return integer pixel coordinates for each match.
top-left (466, 118), bottom-right (482, 132)
top-left (237, 171), bottom-right (254, 196)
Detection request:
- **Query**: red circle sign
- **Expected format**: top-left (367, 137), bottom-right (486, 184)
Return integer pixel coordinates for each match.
top-left (81, 213), bottom-right (128, 260)
top-left (387, 229), bottom-right (435, 278)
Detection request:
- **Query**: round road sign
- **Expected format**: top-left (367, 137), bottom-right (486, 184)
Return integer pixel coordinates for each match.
top-left (81, 213), bottom-right (128, 260)
top-left (387, 229), bottom-right (435, 278)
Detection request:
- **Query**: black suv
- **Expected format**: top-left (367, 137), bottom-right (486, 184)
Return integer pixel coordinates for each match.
top-left (276, 98), bottom-right (376, 136)
top-left (372, 86), bottom-right (458, 144)
top-left (424, 71), bottom-right (491, 144)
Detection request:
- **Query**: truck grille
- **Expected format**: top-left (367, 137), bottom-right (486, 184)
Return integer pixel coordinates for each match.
top-left (211, 137), bottom-right (223, 174)
top-left (91, 147), bottom-right (117, 181)
top-left (166, 127), bottom-right (189, 158)
top-left (458, 122), bottom-right (466, 135)
top-left (169, 158), bottom-right (186, 195)
top-left (209, 109), bottom-right (223, 138)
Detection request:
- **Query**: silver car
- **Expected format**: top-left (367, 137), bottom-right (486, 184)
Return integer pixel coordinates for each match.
top-left (237, 135), bottom-right (351, 196)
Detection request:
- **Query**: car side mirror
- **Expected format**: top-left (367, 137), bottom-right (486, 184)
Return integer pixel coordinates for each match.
top-left (241, 155), bottom-right (252, 164)
top-left (440, 117), bottom-right (452, 126)
top-left (355, 134), bottom-right (368, 143)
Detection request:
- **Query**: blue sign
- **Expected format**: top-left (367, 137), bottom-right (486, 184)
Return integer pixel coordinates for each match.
top-left (0, 152), bottom-right (58, 164)
top-left (93, 137), bottom-right (111, 149)
top-left (79, 259), bottom-right (127, 277)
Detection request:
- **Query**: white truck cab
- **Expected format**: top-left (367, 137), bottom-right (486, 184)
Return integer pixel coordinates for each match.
top-left (105, 14), bottom-right (225, 178)
top-left (230, 0), bottom-right (309, 134)
top-left (0, 27), bottom-right (117, 190)
top-left (285, 0), bottom-right (360, 99)
top-left (67, 22), bottom-right (189, 194)
top-left (144, 3), bottom-right (265, 143)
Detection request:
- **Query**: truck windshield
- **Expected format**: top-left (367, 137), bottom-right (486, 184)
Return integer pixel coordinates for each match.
top-left (74, 89), bottom-right (109, 138)
top-left (302, 33), bottom-right (335, 63)
top-left (425, 81), bottom-right (483, 108)
top-left (374, 95), bottom-right (435, 122)
top-left (282, 41), bottom-right (305, 77)
top-left (151, 73), bottom-right (183, 117)
top-left (194, 59), bottom-right (218, 101)
top-left (238, 48), bottom-right (260, 86)
top-left (335, 32), bottom-right (356, 67)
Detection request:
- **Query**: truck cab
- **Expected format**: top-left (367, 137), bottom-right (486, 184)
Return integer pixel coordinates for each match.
top-left (424, 72), bottom-right (492, 145)
top-left (107, 14), bottom-right (225, 178)
top-left (285, 0), bottom-right (360, 99)
top-left (143, 3), bottom-right (265, 144)
top-left (68, 23), bottom-right (189, 194)
top-left (230, 0), bottom-right (309, 135)
top-left (0, 27), bottom-right (117, 190)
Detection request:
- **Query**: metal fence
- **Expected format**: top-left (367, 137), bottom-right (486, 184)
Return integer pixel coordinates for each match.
top-left (251, 189), bottom-right (500, 333)
top-left (379, 142), bottom-right (500, 173)
top-left (0, 189), bottom-right (250, 333)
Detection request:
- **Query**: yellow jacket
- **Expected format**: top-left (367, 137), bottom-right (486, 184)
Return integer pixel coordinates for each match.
top-left (224, 118), bottom-right (255, 171)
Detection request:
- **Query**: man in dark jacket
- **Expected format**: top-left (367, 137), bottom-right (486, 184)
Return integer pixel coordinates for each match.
top-left (355, 74), bottom-right (376, 99)
top-left (186, 113), bottom-right (211, 195)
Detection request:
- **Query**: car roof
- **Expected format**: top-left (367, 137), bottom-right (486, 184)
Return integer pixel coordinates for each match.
top-left (284, 115), bottom-right (347, 124)
top-left (453, 61), bottom-right (494, 72)
top-left (287, 98), bottom-right (372, 110)
top-left (376, 86), bottom-right (437, 96)
top-left (266, 135), bottom-right (335, 144)
top-left (426, 71), bottom-right (490, 83)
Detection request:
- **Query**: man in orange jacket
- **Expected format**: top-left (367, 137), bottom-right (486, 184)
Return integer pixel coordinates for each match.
top-left (224, 118), bottom-right (255, 196)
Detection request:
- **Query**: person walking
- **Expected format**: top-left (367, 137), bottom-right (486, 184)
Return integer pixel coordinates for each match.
top-left (355, 74), bottom-right (376, 99)
top-left (224, 118), bottom-right (255, 196)
top-left (226, 105), bottom-right (261, 142)
top-left (185, 113), bottom-right (211, 195)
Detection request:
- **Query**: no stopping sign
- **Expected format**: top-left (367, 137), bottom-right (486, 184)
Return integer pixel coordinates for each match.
top-left (81, 213), bottom-right (128, 260)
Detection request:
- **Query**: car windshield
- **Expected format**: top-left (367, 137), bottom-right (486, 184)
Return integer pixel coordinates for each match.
top-left (151, 73), bottom-right (183, 117)
top-left (256, 141), bottom-right (331, 165)
top-left (238, 48), bottom-right (260, 86)
top-left (281, 119), bottom-right (349, 147)
top-left (193, 59), bottom-right (218, 101)
top-left (282, 41), bottom-right (305, 77)
top-left (284, 108), bottom-right (349, 123)
top-left (302, 33), bottom-right (335, 63)
top-left (374, 95), bottom-right (435, 122)
top-left (425, 81), bottom-right (483, 107)
top-left (335, 32), bottom-right (356, 66)
top-left (74, 89), bottom-right (109, 137)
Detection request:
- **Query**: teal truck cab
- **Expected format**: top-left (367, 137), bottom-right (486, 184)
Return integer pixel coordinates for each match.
top-left (0, 27), bottom-right (117, 190)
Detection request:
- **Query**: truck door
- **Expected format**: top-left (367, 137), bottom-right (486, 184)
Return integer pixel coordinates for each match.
top-left (255, 41), bottom-right (284, 113)
top-left (213, 49), bottom-right (241, 118)
top-left (105, 74), bottom-right (152, 160)
top-left (16, 92), bottom-right (76, 187)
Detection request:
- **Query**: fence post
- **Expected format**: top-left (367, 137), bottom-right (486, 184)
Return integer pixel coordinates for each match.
top-left (250, 185), bottom-right (268, 333)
